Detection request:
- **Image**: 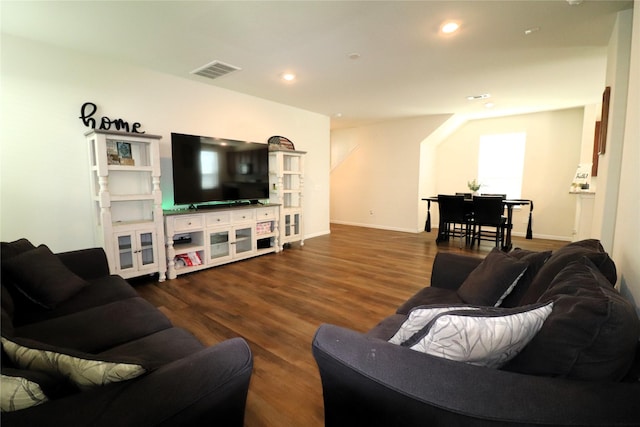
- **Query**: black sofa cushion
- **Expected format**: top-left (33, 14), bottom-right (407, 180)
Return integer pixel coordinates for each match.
top-left (518, 239), bottom-right (617, 305)
top-left (504, 258), bottom-right (640, 381)
top-left (2, 245), bottom-right (87, 309)
top-left (366, 314), bottom-right (408, 341)
top-left (13, 297), bottom-right (173, 353)
top-left (0, 238), bottom-right (36, 260)
top-left (457, 247), bottom-right (528, 306)
top-left (10, 275), bottom-right (139, 327)
top-left (99, 328), bottom-right (206, 369)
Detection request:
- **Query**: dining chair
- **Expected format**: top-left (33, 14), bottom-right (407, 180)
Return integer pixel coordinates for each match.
top-left (470, 196), bottom-right (506, 248)
top-left (437, 194), bottom-right (473, 248)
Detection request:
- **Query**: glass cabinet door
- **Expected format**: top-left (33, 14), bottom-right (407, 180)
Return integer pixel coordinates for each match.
top-left (283, 213), bottom-right (300, 238)
top-left (234, 226), bottom-right (254, 255)
top-left (117, 234), bottom-right (134, 270)
top-left (115, 230), bottom-right (157, 273)
top-left (138, 231), bottom-right (156, 267)
top-left (209, 230), bottom-right (231, 260)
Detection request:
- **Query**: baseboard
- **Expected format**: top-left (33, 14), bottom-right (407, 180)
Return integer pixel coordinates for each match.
top-left (330, 220), bottom-right (417, 234)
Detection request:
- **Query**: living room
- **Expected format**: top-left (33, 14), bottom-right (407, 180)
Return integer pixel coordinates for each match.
top-left (1, 1), bottom-right (639, 425)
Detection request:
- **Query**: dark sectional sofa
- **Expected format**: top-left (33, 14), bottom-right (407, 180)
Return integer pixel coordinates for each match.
top-left (313, 239), bottom-right (640, 426)
top-left (1, 239), bottom-right (253, 426)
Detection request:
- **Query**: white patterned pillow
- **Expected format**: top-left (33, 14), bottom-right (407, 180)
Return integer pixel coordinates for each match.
top-left (1, 337), bottom-right (146, 390)
top-left (388, 305), bottom-right (480, 345)
top-left (402, 302), bottom-right (553, 368)
top-left (1, 374), bottom-right (48, 412)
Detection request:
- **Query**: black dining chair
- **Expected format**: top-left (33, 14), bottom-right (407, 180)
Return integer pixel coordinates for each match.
top-left (470, 196), bottom-right (506, 248)
top-left (437, 194), bottom-right (473, 248)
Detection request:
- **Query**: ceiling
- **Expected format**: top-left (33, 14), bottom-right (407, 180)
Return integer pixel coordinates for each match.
top-left (1, 0), bottom-right (633, 129)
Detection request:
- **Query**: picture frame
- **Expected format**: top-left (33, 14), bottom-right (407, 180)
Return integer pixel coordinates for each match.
top-left (598, 86), bottom-right (611, 155)
top-left (116, 141), bottom-right (135, 166)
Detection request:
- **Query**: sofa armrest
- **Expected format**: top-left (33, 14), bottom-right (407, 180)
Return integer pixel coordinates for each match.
top-left (429, 252), bottom-right (482, 291)
top-left (56, 248), bottom-right (110, 280)
top-left (312, 324), bottom-right (640, 427)
top-left (1, 338), bottom-right (253, 427)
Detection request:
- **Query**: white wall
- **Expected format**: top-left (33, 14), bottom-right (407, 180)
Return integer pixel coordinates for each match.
top-left (436, 108), bottom-right (584, 241)
top-left (592, 9), bottom-right (633, 250)
top-left (331, 115), bottom-right (451, 232)
top-left (611, 4), bottom-right (640, 314)
top-left (0, 35), bottom-right (331, 252)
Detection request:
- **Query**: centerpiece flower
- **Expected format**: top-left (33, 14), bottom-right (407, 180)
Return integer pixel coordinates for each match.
top-left (467, 179), bottom-right (482, 194)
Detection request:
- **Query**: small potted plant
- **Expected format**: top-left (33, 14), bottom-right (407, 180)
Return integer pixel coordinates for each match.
top-left (467, 179), bottom-right (482, 195)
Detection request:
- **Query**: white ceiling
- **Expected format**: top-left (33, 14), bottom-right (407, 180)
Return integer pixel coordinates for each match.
top-left (1, 0), bottom-right (633, 129)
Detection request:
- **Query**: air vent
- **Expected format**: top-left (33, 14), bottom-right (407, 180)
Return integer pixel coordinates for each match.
top-left (191, 60), bottom-right (241, 80)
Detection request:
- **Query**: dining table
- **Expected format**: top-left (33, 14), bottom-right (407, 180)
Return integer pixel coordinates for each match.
top-left (422, 196), bottom-right (533, 251)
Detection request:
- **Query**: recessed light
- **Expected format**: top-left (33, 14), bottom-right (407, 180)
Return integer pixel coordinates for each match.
top-left (466, 94), bottom-right (491, 101)
top-left (281, 72), bottom-right (296, 81)
top-left (524, 27), bottom-right (540, 35)
top-left (348, 53), bottom-right (361, 60)
top-left (440, 21), bottom-right (460, 34)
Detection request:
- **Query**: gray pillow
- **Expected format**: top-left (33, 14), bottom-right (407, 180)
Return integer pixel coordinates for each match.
top-left (2, 337), bottom-right (146, 390)
top-left (402, 302), bottom-right (553, 368)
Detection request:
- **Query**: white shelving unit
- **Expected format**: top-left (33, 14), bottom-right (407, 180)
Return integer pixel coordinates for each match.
top-left (164, 205), bottom-right (279, 279)
top-left (269, 149), bottom-right (305, 249)
top-left (86, 130), bottom-right (166, 281)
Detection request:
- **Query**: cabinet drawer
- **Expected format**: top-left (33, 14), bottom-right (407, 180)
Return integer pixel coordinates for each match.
top-left (172, 215), bottom-right (203, 231)
top-left (206, 211), bottom-right (231, 226)
top-left (232, 210), bottom-right (255, 222)
top-left (256, 207), bottom-right (277, 220)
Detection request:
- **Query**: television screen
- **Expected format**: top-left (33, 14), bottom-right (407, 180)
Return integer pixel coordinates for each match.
top-left (171, 133), bottom-right (270, 207)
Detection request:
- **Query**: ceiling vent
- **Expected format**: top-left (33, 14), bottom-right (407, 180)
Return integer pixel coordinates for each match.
top-left (191, 60), bottom-right (241, 80)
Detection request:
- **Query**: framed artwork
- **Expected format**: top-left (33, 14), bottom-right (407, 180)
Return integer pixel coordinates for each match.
top-left (592, 121), bottom-right (600, 176)
top-left (598, 86), bottom-right (611, 155)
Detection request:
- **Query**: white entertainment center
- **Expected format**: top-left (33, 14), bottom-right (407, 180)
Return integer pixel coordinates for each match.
top-left (87, 130), bottom-right (305, 281)
top-left (163, 204), bottom-right (279, 279)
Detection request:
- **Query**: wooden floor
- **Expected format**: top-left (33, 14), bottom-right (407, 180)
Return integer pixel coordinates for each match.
top-left (134, 224), bottom-right (566, 427)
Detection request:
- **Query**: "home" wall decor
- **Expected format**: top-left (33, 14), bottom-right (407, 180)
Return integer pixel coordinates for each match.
top-left (79, 102), bottom-right (145, 134)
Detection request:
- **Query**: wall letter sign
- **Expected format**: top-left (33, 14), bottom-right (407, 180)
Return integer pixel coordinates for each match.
top-left (79, 102), bottom-right (145, 134)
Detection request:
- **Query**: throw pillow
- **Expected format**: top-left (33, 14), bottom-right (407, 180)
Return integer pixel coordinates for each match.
top-left (2, 245), bottom-right (87, 309)
top-left (456, 247), bottom-right (528, 307)
top-left (1, 337), bottom-right (146, 390)
top-left (504, 258), bottom-right (640, 381)
top-left (0, 238), bottom-right (36, 261)
top-left (388, 305), bottom-right (479, 345)
top-left (518, 239), bottom-right (616, 305)
top-left (402, 302), bottom-right (553, 368)
top-left (500, 249), bottom-right (552, 308)
top-left (0, 374), bottom-right (48, 412)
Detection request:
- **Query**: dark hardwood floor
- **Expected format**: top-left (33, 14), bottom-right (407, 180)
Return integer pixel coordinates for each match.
top-left (134, 224), bottom-right (566, 427)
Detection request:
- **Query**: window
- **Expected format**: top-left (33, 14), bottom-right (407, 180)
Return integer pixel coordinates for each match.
top-left (477, 132), bottom-right (526, 199)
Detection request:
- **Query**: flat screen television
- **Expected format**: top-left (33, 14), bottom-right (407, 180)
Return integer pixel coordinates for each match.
top-left (171, 132), bottom-right (270, 207)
